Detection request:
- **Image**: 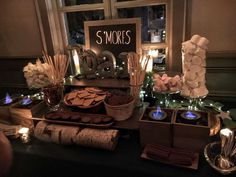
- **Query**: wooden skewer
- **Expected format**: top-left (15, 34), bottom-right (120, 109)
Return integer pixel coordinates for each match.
top-left (42, 52), bottom-right (69, 86)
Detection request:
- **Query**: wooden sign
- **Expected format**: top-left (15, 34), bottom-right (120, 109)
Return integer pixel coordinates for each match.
top-left (84, 18), bottom-right (141, 58)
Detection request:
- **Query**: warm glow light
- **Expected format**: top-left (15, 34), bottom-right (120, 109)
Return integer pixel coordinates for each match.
top-left (146, 49), bottom-right (159, 72)
top-left (148, 49), bottom-right (159, 58)
top-left (18, 127), bottom-right (29, 134)
top-left (72, 49), bottom-right (81, 74)
top-left (18, 127), bottom-right (30, 143)
top-left (220, 128), bottom-right (233, 137)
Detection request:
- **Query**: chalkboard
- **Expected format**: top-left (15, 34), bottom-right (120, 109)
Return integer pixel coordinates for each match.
top-left (84, 18), bottom-right (141, 58)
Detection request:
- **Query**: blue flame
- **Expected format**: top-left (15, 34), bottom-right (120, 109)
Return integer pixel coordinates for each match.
top-left (21, 97), bottom-right (32, 105)
top-left (152, 106), bottom-right (165, 120)
top-left (4, 93), bottom-right (12, 104)
top-left (184, 111), bottom-right (197, 119)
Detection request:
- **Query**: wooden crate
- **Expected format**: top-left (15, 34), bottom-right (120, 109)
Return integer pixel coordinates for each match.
top-left (0, 99), bottom-right (19, 123)
top-left (10, 100), bottom-right (45, 128)
top-left (139, 108), bottom-right (175, 147)
top-left (0, 105), bottom-right (11, 123)
top-left (173, 110), bottom-right (210, 152)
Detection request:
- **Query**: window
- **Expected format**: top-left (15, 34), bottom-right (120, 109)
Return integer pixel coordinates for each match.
top-left (45, 0), bottom-right (171, 72)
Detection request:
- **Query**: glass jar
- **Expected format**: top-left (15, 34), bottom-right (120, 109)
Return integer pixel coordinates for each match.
top-left (42, 83), bottom-right (64, 111)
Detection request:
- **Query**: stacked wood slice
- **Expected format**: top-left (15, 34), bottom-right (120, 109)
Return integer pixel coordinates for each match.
top-left (34, 121), bottom-right (119, 151)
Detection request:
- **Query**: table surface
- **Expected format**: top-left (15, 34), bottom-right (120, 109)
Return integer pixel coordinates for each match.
top-left (8, 131), bottom-right (235, 177)
top-left (64, 77), bottom-right (130, 89)
top-left (6, 98), bottom-right (236, 177)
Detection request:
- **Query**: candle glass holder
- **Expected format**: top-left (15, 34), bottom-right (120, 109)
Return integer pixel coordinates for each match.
top-left (18, 127), bottom-right (30, 143)
top-left (42, 83), bottom-right (64, 111)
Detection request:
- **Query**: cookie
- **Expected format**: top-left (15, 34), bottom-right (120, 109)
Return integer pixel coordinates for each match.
top-left (102, 117), bottom-right (112, 123)
top-left (92, 117), bottom-right (102, 124)
top-left (71, 114), bottom-right (81, 121)
top-left (81, 117), bottom-right (91, 123)
top-left (78, 92), bottom-right (90, 98)
top-left (71, 98), bottom-right (84, 106)
top-left (46, 113), bottom-right (61, 120)
top-left (67, 92), bottom-right (78, 100)
top-left (95, 95), bottom-right (106, 102)
top-left (84, 93), bottom-right (96, 99)
top-left (83, 98), bottom-right (94, 107)
top-left (61, 113), bottom-right (71, 120)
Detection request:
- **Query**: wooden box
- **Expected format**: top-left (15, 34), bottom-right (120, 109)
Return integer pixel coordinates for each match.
top-left (10, 100), bottom-right (45, 128)
top-left (139, 107), bottom-right (175, 147)
top-left (173, 110), bottom-right (210, 152)
top-left (0, 99), bottom-right (19, 123)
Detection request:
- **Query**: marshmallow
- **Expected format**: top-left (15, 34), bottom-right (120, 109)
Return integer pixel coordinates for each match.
top-left (184, 71), bottom-right (197, 81)
top-left (191, 65), bottom-right (202, 73)
top-left (197, 37), bottom-right (209, 50)
top-left (153, 74), bottom-right (182, 93)
top-left (194, 47), bottom-right (206, 58)
top-left (182, 41), bottom-right (197, 54)
top-left (191, 34), bottom-right (202, 45)
top-left (181, 35), bottom-right (209, 98)
top-left (192, 56), bottom-right (202, 65)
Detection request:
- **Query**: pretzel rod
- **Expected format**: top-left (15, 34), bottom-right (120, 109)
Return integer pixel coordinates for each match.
top-left (128, 52), bottom-right (150, 86)
top-left (42, 52), bottom-right (69, 85)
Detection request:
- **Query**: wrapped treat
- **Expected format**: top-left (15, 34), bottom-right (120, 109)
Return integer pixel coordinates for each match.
top-left (181, 35), bottom-right (209, 98)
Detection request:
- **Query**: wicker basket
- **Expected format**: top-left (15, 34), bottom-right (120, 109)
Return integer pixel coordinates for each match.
top-left (104, 98), bottom-right (135, 121)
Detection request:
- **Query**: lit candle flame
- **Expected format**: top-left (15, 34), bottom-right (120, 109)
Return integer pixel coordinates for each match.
top-left (21, 97), bottom-right (32, 106)
top-left (152, 106), bottom-right (164, 120)
top-left (184, 111), bottom-right (197, 119)
top-left (4, 93), bottom-right (12, 104)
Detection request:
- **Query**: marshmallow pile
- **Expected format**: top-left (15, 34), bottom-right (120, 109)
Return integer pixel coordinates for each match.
top-left (181, 34), bottom-right (209, 98)
top-left (153, 74), bottom-right (182, 93)
top-left (23, 60), bottom-right (51, 88)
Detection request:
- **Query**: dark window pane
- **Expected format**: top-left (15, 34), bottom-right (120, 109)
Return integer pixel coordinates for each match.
top-left (117, 0), bottom-right (134, 2)
top-left (118, 5), bottom-right (166, 43)
top-left (65, 10), bottom-right (104, 45)
top-left (143, 48), bottom-right (166, 71)
top-left (153, 48), bottom-right (166, 72)
top-left (63, 0), bottom-right (103, 6)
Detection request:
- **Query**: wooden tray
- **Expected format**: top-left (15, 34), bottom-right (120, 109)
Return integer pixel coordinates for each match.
top-left (43, 111), bottom-right (114, 129)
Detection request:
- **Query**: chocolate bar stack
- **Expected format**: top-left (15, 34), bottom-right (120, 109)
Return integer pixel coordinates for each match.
top-left (143, 144), bottom-right (197, 167)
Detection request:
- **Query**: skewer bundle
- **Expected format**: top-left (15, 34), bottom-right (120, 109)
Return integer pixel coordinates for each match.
top-left (127, 52), bottom-right (150, 106)
top-left (128, 52), bottom-right (150, 86)
top-left (42, 52), bottom-right (70, 85)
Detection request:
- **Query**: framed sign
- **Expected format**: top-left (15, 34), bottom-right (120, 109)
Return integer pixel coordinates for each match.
top-left (84, 18), bottom-right (141, 58)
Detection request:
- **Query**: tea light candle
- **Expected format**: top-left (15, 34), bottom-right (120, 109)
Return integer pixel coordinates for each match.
top-left (18, 127), bottom-right (30, 143)
top-left (146, 49), bottom-right (159, 72)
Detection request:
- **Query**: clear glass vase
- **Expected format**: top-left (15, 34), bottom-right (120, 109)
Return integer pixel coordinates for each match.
top-left (42, 83), bottom-right (64, 111)
top-left (130, 84), bottom-right (144, 107)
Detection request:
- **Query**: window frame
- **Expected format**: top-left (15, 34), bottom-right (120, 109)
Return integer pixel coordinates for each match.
top-left (45, 0), bottom-right (172, 70)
